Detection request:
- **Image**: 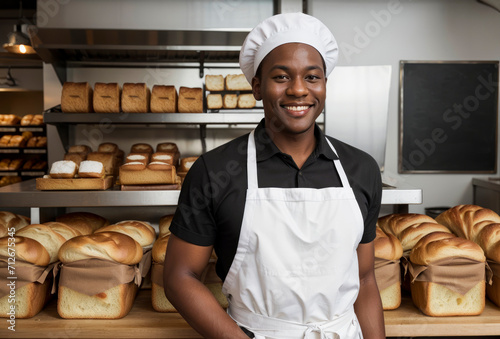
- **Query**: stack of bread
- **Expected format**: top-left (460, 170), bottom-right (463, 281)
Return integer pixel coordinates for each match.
top-left (0, 220), bottom-right (82, 318)
top-left (151, 214), bottom-right (228, 312)
top-left (436, 204), bottom-right (500, 307)
top-left (378, 212), bottom-right (488, 316)
top-left (373, 226), bottom-right (403, 310)
top-left (57, 219), bottom-right (154, 319)
top-left (205, 74), bottom-right (256, 110)
top-left (119, 142), bottom-right (181, 188)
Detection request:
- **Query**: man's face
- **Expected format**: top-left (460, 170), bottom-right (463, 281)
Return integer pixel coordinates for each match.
top-left (252, 43), bottom-right (327, 137)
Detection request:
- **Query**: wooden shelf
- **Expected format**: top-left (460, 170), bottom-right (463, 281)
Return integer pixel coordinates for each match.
top-left (2, 291), bottom-right (500, 338)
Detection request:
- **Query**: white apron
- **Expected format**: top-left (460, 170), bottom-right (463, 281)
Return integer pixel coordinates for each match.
top-left (222, 130), bottom-right (365, 339)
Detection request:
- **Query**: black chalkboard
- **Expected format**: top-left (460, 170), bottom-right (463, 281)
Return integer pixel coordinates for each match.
top-left (399, 61), bottom-right (499, 173)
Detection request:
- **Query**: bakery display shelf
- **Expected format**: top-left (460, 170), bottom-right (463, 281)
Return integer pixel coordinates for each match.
top-left (2, 291), bottom-right (500, 339)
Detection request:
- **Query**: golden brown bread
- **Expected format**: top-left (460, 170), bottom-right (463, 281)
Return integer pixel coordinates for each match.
top-left (178, 87), bottom-right (203, 113)
top-left (225, 74), bottom-right (252, 91)
top-left (95, 220), bottom-right (156, 247)
top-left (55, 211), bottom-right (110, 235)
top-left (86, 152), bottom-right (116, 176)
top-left (237, 94), bottom-right (256, 109)
top-left (207, 94), bottom-right (222, 109)
top-left (0, 236), bottom-right (50, 266)
top-left (121, 83), bottom-right (150, 113)
top-left (409, 232), bottom-right (485, 266)
top-left (93, 82), bottom-right (121, 113)
top-left (150, 85), bottom-right (177, 113)
top-left (131, 143), bottom-right (154, 154)
top-left (374, 226), bottom-right (403, 261)
top-left (377, 213), bottom-right (451, 252)
top-left (58, 231), bottom-right (143, 265)
top-left (16, 224), bottom-right (68, 263)
top-left (43, 221), bottom-right (82, 240)
top-left (152, 234), bottom-right (169, 263)
top-left (61, 82), bottom-right (93, 113)
top-left (159, 214), bottom-right (173, 238)
top-left (0, 211), bottom-right (30, 237)
top-left (205, 74), bottom-right (224, 91)
top-left (476, 223), bottom-right (500, 262)
top-left (68, 145), bottom-right (92, 155)
top-left (223, 94), bottom-right (237, 109)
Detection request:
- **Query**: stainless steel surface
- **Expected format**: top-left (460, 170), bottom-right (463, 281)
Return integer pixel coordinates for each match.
top-left (0, 179), bottom-right (421, 208)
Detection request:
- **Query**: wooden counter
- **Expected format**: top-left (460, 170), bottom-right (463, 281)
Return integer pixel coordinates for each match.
top-left (2, 290), bottom-right (500, 338)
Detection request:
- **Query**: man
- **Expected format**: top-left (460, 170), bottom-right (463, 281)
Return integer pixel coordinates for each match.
top-left (164, 12), bottom-right (385, 339)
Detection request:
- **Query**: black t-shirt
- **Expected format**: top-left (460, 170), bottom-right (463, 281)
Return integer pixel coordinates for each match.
top-left (171, 119), bottom-right (382, 281)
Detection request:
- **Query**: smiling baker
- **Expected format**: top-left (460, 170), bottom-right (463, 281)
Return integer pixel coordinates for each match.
top-left (163, 12), bottom-right (385, 339)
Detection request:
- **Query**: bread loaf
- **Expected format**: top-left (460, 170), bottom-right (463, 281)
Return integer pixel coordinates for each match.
top-left (16, 224), bottom-right (68, 263)
top-left (159, 214), bottom-right (173, 238)
top-left (68, 144), bottom-right (92, 155)
top-left (225, 74), bottom-right (252, 91)
top-left (95, 220), bottom-right (156, 247)
top-left (121, 83), bottom-right (150, 113)
top-left (156, 142), bottom-right (178, 154)
top-left (32, 114), bottom-right (43, 125)
top-left (93, 82), bottom-right (121, 113)
top-left (64, 152), bottom-right (86, 167)
top-left (223, 94), bottom-right (237, 109)
top-left (1, 114), bottom-right (20, 125)
top-left (43, 221), bottom-right (82, 240)
top-left (151, 152), bottom-right (175, 165)
top-left (0, 237), bottom-right (53, 318)
top-left (125, 153), bottom-right (150, 165)
top-left (205, 75), bottom-right (224, 91)
top-left (207, 94), bottom-right (222, 109)
top-left (237, 93), bottom-right (256, 109)
top-left (61, 82), bottom-right (93, 113)
top-left (86, 152), bottom-right (116, 176)
top-left (58, 231), bottom-right (143, 265)
top-left (0, 211), bottom-right (30, 237)
top-left (78, 160), bottom-right (105, 178)
top-left (178, 156), bottom-right (198, 173)
top-left (374, 227), bottom-right (403, 310)
top-left (20, 114), bottom-right (34, 126)
top-left (55, 211), bottom-right (110, 235)
top-left (97, 142), bottom-right (119, 154)
top-left (49, 160), bottom-right (78, 179)
top-left (178, 87), bottom-right (203, 113)
top-left (150, 85), bottom-right (177, 113)
top-left (131, 143), bottom-right (154, 154)
top-left (119, 162), bottom-right (177, 185)
top-left (409, 232), bottom-right (486, 316)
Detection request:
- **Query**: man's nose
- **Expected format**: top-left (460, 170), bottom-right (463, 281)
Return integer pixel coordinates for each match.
top-left (286, 77), bottom-right (309, 97)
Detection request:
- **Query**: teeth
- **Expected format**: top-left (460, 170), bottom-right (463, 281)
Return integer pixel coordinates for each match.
top-left (285, 106), bottom-right (309, 111)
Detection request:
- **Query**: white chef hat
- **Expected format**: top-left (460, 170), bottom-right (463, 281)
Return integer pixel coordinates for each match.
top-left (239, 12), bottom-right (339, 84)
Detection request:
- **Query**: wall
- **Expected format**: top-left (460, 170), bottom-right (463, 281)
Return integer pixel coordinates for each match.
top-left (38, 0), bottom-right (500, 214)
top-left (311, 0), bottom-right (500, 214)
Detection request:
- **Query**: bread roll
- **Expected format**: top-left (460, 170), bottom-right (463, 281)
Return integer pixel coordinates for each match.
top-left (49, 160), bottom-right (78, 179)
top-left (0, 236), bottom-right (50, 266)
top-left (150, 85), bottom-right (177, 113)
top-left (1, 114), bottom-right (21, 125)
top-left (156, 142), bottom-right (178, 153)
top-left (223, 94), bottom-right (237, 109)
top-left (78, 160), bottom-right (105, 178)
top-left (35, 136), bottom-right (47, 148)
top-left (61, 82), bottom-right (93, 113)
top-left (32, 114), bottom-right (43, 125)
top-left (16, 224), bottom-right (68, 263)
top-left (68, 145), bottom-right (92, 155)
top-left (121, 83), bottom-right (150, 113)
top-left (56, 211), bottom-right (109, 235)
top-left (178, 87), bottom-right (203, 113)
top-left (58, 231), bottom-right (143, 265)
top-left (159, 214), bottom-right (173, 238)
top-left (152, 235), bottom-right (169, 265)
top-left (8, 135), bottom-right (27, 147)
top-left (207, 94), bottom-right (222, 109)
top-left (95, 220), bottom-right (156, 247)
top-left (225, 74), bottom-right (252, 91)
top-left (205, 74), bottom-right (224, 91)
top-left (0, 135), bottom-right (11, 147)
top-left (237, 94), bottom-right (256, 109)
top-left (20, 114), bottom-right (34, 126)
top-left (93, 82), bottom-right (121, 113)
top-left (0, 211), bottom-right (30, 237)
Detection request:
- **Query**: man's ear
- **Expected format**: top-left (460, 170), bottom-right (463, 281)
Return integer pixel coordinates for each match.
top-left (252, 76), bottom-right (262, 101)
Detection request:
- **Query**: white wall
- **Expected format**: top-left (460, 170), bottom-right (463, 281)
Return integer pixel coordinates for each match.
top-left (311, 0), bottom-right (500, 214)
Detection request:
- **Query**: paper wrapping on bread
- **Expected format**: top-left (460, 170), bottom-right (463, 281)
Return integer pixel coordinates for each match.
top-left (61, 82), bottom-right (93, 113)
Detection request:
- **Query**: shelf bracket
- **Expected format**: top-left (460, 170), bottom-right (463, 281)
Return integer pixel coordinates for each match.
top-left (199, 51), bottom-right (205, 78)
top-left (200, 124), bottom-right (207, 154)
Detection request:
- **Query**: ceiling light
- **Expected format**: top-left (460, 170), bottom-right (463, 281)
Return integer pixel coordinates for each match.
top-left (3, 24), bottom-right (36, 55)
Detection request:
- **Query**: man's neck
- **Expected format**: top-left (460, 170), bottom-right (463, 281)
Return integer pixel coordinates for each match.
top-left (265, 126), bottom-right (317, 169)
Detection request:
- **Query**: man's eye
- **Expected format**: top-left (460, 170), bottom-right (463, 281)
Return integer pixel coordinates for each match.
top-left (273, 75), bottom-right (288, 80)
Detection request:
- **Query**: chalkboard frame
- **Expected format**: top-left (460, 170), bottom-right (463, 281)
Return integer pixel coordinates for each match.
top-left (399, 60), bottom-right (499, 174)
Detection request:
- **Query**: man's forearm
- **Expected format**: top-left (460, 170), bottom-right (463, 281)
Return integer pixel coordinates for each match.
top-left (164, 275), bottom-right (248, 339)
top-left (354, 275), bottom-right (386, 339)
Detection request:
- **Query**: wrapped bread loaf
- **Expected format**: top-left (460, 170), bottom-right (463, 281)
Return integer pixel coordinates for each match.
top-left (436, 204), bottom-right (500, 307)
top-left (374, 226), bottom-right (403, 310)
top-left (61, 82), bottom-right (93, 113)
top-left (57, 231), bottom-right (143, 319)
top-left (178, 87), bottom-right (203, 113)
top-left (150, 85), bottom-right (177, 113)
top-left (408, 232), bottom-right (486, 316)
top-left (55, 211), bottom-right (109, 235)
top-left (121, 83), bottom-right (150, 113)
top-left (0, 236), bottom-right (52, 318)
top-left (93, 82), bottom-right (121, 113)
top-left (0, 211), bottom-right (30, 237)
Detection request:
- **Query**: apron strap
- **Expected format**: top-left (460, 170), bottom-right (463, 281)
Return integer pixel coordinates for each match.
top-left (247, 131), bottom-right (352, 189)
